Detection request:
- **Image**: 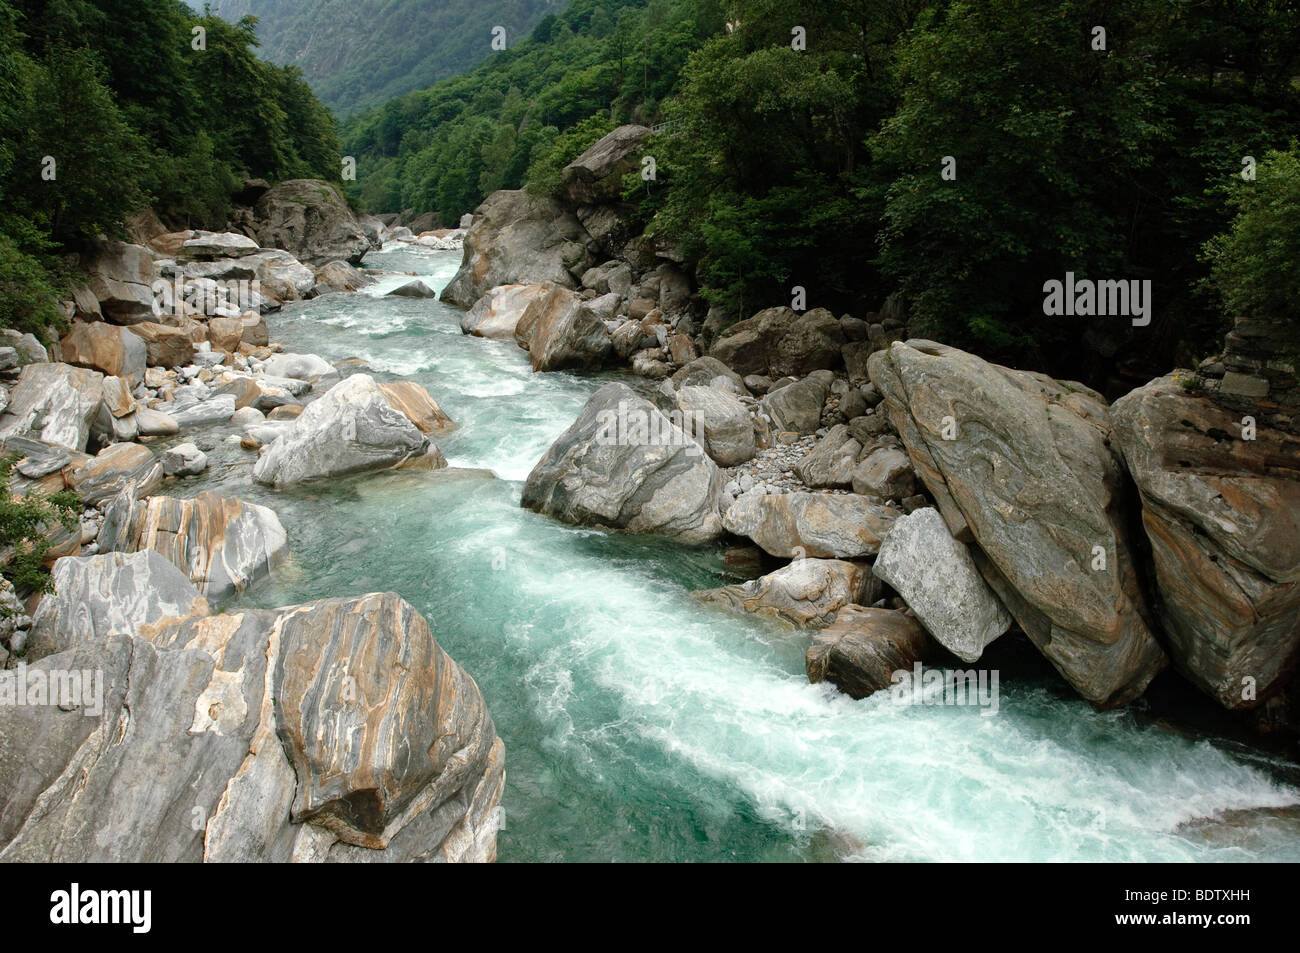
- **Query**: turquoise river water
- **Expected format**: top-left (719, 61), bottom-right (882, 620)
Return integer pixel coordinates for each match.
top-left (172, 243), bottom-right (1300, 862)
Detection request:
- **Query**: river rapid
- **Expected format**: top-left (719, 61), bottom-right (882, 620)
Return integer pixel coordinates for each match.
top-left (164, 243), bottom-right (1300, 862)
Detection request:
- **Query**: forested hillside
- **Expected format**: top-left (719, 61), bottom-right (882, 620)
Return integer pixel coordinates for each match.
top-left (349, 0), bottom-right (1300, 378)
top-left (0, 0), bottom-right (341, 338)
top-left (208, 0), bottom-right (554, 116)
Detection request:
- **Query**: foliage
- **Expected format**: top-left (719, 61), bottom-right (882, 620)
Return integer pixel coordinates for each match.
top-left (0, 455), bottom-right (81, 603)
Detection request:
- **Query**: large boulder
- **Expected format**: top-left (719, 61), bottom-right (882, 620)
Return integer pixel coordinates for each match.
top-left (669, 356), bottom-right (750, 396)
top-left (0, 591), bottom-right (504, 863)
top-left (722, 490), bottom-right (898, 559)
top-left (806, 607), bottom-right (937, 699)
top-left (694, 558), bottom-right (873, 627)
top-left (760, 370), bottom-right (833, 435)
top-left (312, 260), bottom-right (373, 294)
top-left (125, 322), bottom-right (195, 369)
top-left (521, 383), bottom-right (728, 543)
top-left (253, 179), bottom-right (372, 268)
top-left (248, 248), bottom-right (317, 303)
top-left (65, 443), bottom-right (163, 506)
top-left (377, 381), bottom-right (456, 436)
top-left (252, 374), bottom-right (437, 488)
top-left (794, 425), bottom-right (861, 488)
top-left (460, 283), bottom-right (551, 340)
top-left (182, 232), bottom-right (260, 260)
top-left (872, 508), bottom-right (1012, 663)
top-left (59, 321), bottom-right (147, 385)
top-left (708, 307), bottom-right (845, 378)
top-left (513, 283), bottom-right (613, 372)
top-left (560, 125), bottom-right (652, 205)
top-left (100, 491), bottom-right (288, 601)
top-left (0, 363), bottom-right (104, 452)
top-left (869, 340), bottom-right (1166, 707)
top-left (676, 385), bottom-right (755, 466)
top-left (79, 239), bottom-right (155, 324)
top-left (1111, 375), bottom-right (1300, 709)
top-left (441, 190), bottom-right (595, 309)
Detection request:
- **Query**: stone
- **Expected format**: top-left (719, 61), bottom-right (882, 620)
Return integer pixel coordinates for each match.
top-left (182, 232), bottom-right (260, 259)
top-left (170, 394), bottom-right (237, 427)
top-left (869, 340), bottom-right (1166, 707)
top-left (794, 425), bottom-right (862, 488)
top-left (312, 260), bottom-right (374, 294)
top-left (708, 307), bottom-right (845, 378)
top-left (79, 239), bottom-right (155, 324)
top-left (253, 179), bottom-right (373, 267)
top-left (851, 446), bottom-right (916, 500)
top-left (513, 283), bottom-right (613, 372)
top-left (694, 558), bottom-right (873, 628)
top-left (135, 407), bottom-right (179, 437)
top-left (66, 443), bottom-right (163, 506)
top-left (161, 442), bottom-right (208, 477)
top-left (377, 381), bottom-right (456, 436)
top-left (842, 340), bottom-right (874, 381)
top-left (208, 315), bottom-right (244, 352)
top-left (100, 376), bottom-right (136, 418)
top-left (670, 356), bottom-right (750, 396)
top-left (1218, 371), bottom-right (1269, 398)
top-left (521, 382), bottom-right (728, 544)
top-left (0, 363), bottom-right (104, 451)
top-left (806, 607), bottom-right (937, 699)
top-left (561, 125), bottom-right (651, 205)
top-left (261, 352), bottom-right (336, 381)
top-left (1111, 374), bottom-right (1300, 709)
top-left (460, 283), bottom-right (551, 340)
top-left (722, 490), bottom-right (899, 559)
top-left (59, 321), bottom-right (147, 384)
top-left (676, 385), bottom-right (755, 466)
top-left (125, 322), bottom-right (195, 368)
top-left (872, 508), bottom-right (1013, 663)
top-left (252, 375), bottom-right (435, 488)
top-left (760, 371), bottom-right (832, 434)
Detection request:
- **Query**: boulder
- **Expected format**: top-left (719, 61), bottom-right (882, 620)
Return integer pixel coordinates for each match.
top-left (252, 374), bottom-right (436, 488)
top-left (722, 490), bottom-right (898, 559)
top-left (670, 356), bottom-right (750, 396)
top-left (676, 385), bottom-right (755, 466)
top-left (851, 446), bottom-right (916, 500)
top-left (377, 381), bottom-right (456, 436)
top-left (561, 125), bottom-right (651, 205)
top-left (842, 340), bottom-right (874, 381)
top-left (708, 307), bottom-right (845, 378)
top-left (513, 283), bottom-right (613, 372)
top-left (135, 407), bottom-right (179, 437)
top-left (794, 424), bottom-right (862, 488)
top-left (24, 551), bottom-right (211, 660)
top-left (870, 340), bottom-right (1166, 707)
top-left (182, 232), bottom-right (260, 259)
top-left (694, 558), bottom-right (873, 627)
top-left (208, 315), bottom-right (244, 353)
top-left (79, 239), bottom-right (155, 324)
top-left (0, 363), bottom-right (104, 452)
top-left (253, 179), bottom-right (372, 267)
top-left (441, 190), bottom-right (595, 308)
top-left (580, 261), bottom-right (633, 298)
top-left (161, 442), bottom-right (208, 477)
top-left (101, 491), bottom-right (288, 601)
top-left (66, 443), bottom-right (163, 506)
top-left (58, 321), bottom-right (147, 385)
top-left (0, 592), bottom-right (503, 863)
top-left (1111, 375), bottom-right (1300, 709)
top-left (100, 376), bottom-right (136, 419)
top-left (0, 329), bottom-right (48, 365)
top-left (806, 607), bottom-right (937, 699)
top-left (312, 260), bottom-right (373, 294)
top-left (872, 508), bottom-right (1012, 663)
top-left (260, 352), bottom-right (336, 382)
top-left (760, 370), bottom-right (832, 435)
top-left (521, 383), bottom-right (728, 544)
top-left (387, 279), bottom-right (437, 298)
top-left (460, 283), bottom-right (550, 340)
top-left (170, 394), bottom-right (237, 427)
top-left (125, 322), bottom-right (195, 368)
top-left (248, 248), bottom-right (316, 303)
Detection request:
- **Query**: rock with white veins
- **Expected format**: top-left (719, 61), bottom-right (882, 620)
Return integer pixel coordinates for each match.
top-left (872, 508), bottom-right (1012, 662)
top-left (722, 490), bottom-right (898, 559)
top-left (0, 363), bottom-right (104, 451)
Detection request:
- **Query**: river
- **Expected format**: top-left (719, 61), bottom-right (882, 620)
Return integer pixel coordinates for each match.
top-left (167, 242), bottom-right (1300, 862)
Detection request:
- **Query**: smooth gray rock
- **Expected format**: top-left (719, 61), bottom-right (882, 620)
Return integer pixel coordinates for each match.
top-left (161, 442), bottom-right (208, 477)
top-left (851, 446), bottom-right (916, 500)
top-left (676, 385), bottom-right (755, 466)
top-left (794, 424), bottom-right (862, 488)
top-left (253, 179), bottom-right (372, 267)
top-left (760, 370), bottom-right (832, 434)
top-left (170, 394), bottom-right (237, 427)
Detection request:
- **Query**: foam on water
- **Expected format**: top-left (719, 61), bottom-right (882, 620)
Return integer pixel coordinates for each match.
top-left (227, 244), bottom-right (1300, 862)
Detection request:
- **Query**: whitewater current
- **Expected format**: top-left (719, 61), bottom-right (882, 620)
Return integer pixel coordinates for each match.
top-left (169, 243), bottom-right (1300, 862)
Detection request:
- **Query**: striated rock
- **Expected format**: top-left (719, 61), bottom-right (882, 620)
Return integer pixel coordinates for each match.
top-left (0, 363), bottom-right (104, 452)
top-left (806, 607), bottom-right (937, 699)
top-left (521, 383), bottom-right (728, 543)
top-left (66, 443), bottom-right (163, 506)
top-left (722, 490), bottom-right (898, 559)
top-left (377, 381), bottom-right (456, 436)
top-left (795, 424), bottom-right (862, 488)
top-left (708, 307), bottom-right (845, 378)
top-left (561, 125), bottom-right (651, 205)
top-left (869, 340), bottom-right (1166, 707)
top-left (851, 446), bottom-right (916, 500)
top-left (135, 407), bottom-right (179, 437)
top-left (760, 370), bottom-right (832, 435)
top-left (513, 283), bottom-right (612, 372)
top-left (101, 491), bottom-right (288, 601)
top-left (252, 375), bottom-right (435, 488)
top-left (248, 248), bottom-right (317, 303)
top-left (253, 179), bottom-right (372, 267)
top-left (441, 190), bottom-right (594, 308)
top-left (24, 551), bottom-right (211, 660)
top-left (872, 508), bottom-right (1012, 663)
top-left (676, 385), bottom-right (754, 466)
top-left (59, 321), bottom-right (147, 384)
top-left (695, 558), bottom-right (873, 627)
top-left (1111, 374), bottom-right (1300, 709)
top-left (125, 322), bottom-right (195, 368)
top-left (100, 376), bottom-right (136, 419)
top-left (170, 394), bottom-right (237, 427)
top-left (461, 283), bottom-right (550, 340)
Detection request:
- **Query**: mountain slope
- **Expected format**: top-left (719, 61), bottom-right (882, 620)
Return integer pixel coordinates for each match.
top-left (207, 0), bottom-right (552, 116)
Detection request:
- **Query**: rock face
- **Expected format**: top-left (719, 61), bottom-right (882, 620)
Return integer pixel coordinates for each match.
top-left (253, 179), bottom-right (372, 267)
top-left (709, 307), bottom-right (845, 378)
top-left (513, 283), bottom-right (613, 372)
top-left (561, 125), bottom-right (652, 205)
top-left (872, 508), bottom-right (1012, 663)
top-left (1111, 374), bottom-right (1300, 709)
top-left (100, 492), bottom-right (289, 601)
top-left (870, 340), bottom-right (1166, 707)
top-left (676, 385), bottom-right (754, 466)
top-left (0, 591), bottom-right (504, 863)
top-left (0, 363), bottom-right (104, 452)
top-left (460, 283), bottom-right (550, 340)
top-left (723, 490), bottom-right (898, 559)
top-left (521, 383), bottom-right (728, 543)
top-left (79, 239), bottom-right (155, 324)
top-left (25, 551), bottom-right (211, 660)
top-left (806, 607), bottom-right (936, 699)
top-left (441, 190), bottom-right (595, 308)
top-left (695, 558), bottom-right (873, 627)
top-left (252, 374), bottom-right (437, 488)
top-left (58, 322), bottom-right (147, 385)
